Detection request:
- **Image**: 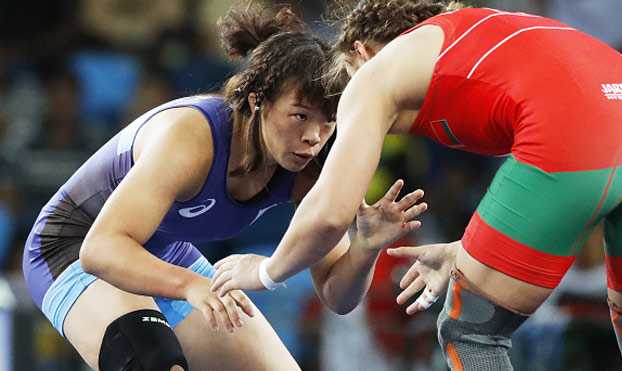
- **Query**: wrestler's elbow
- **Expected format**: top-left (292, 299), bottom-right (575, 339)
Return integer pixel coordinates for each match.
top-left (319, 292), bottom-right (358, 315)
top-left (329, 301), bottom-right (357, 315)
top-left (80, 231), bottom-right (107, 276)
top-left (317, 214), bottom-right (351, 239)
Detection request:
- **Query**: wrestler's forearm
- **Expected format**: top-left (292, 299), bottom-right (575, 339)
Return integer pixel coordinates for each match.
top-left (80, 233), bottom-right (200, 300)
top-left (314, 234), bottom-right (382, 314)
top-left (267, 190), bottom-right (354, 283)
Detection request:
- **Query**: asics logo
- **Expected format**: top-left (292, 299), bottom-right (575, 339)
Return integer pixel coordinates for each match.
top-left (602, 83), bottom-right (622, 100)
top-left (178, 199), bottom-right (216, 218)
top-left (250, 203), bottom-right (279, 225)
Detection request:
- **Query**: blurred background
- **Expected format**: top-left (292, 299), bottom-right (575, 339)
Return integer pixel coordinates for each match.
top-left (1, 0), bottom-right (621, 370)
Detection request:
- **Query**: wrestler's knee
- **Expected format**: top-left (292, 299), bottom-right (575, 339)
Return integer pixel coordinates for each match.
top-left (99, 310), bottom-right (188, 371)
top-left (437, 268), bottom-right (529, 370)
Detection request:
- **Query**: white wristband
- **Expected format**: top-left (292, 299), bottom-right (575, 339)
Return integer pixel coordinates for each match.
top-left (258, 258), bottom-right (285, 290)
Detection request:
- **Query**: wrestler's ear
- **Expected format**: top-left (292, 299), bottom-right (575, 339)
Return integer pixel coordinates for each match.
top-left (354, 41), bottom-right (377, 62)
top-left (247, 92), bottom-right (257, 109)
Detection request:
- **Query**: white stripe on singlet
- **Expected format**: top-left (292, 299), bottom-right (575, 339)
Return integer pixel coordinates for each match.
top-left (466, 26), bottom-right (575, 79)
top-left (437, 11), bottom-right (541, 62)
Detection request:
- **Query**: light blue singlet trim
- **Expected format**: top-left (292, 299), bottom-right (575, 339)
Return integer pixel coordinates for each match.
top-left (42, 260), bottom-right (98, 338)
top-left (42, 256), bottom-right (216, 338)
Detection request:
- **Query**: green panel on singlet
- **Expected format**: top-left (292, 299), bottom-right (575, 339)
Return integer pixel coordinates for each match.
top-left (605, 201), bottom-right (622, 257)
top-left (476, 155), bottom-right (622, 257)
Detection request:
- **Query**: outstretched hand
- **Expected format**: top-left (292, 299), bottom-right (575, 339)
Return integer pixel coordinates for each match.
top-left (387, 242), bottom-right (459, 315)
top-left (355, 179), bottom-right (427, 250)
top-left (210, 254), bottom-right (268, 298)
top-left (184, 275), bottom-right (255, 332)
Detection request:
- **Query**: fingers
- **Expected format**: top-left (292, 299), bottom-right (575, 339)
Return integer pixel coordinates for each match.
top-left (382, 179), bottom-right (404, 203)
top-left (409, 286), bottom-right (440, 315)
top-left (212, 298), bottom-right (238, 332)
top-left (230, 290), bottom-right (255, 318)
top-left (210, 294), bottom-right (247, 332)
top-left (402, 202), bottom-right (427, 221)
top-left (213, 254), bottom-right (240, 270)
top-left (200, 306), bottom-right (219, 331)
top-left (387, 246), bottom-right (422, 260)
top-left (210, 267), bottom-right (233, 293)
top-left (402, 220), bottom-right (422, 233)
top-left (396, 189), bottom-right (424, 211)
top-left (199, 291), bottom-right (255, 332)
top-left (396, 275), bottom-right (423, 305)
top-left (399, 261), bottom-right (421, 289)
top-left (217, 281), bottom-right (235, 298)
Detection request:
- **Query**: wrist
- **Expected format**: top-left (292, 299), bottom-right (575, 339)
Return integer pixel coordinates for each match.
top-left (352, 232), bottom-right (381, 251)
top-left (352, 234), bottom-right (384, 260)
top-left (179, 269), bottom-right (205, 301)
top-left (258, 258), bottom-right (285, 290)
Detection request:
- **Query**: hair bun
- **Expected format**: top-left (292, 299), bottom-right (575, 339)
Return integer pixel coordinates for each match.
top-left (218, 3), bottom-right (308, 58)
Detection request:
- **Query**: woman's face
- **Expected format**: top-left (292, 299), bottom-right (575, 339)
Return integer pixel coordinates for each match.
top-left (258, 86), bottom-right (336, 172)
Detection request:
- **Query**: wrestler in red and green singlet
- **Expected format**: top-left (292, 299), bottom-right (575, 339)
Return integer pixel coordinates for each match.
top-left (212, 3), bottom-right (622, 370)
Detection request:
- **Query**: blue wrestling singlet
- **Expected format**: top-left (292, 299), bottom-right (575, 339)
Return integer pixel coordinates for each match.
top-left (22, 96), bottom-right (295, 335)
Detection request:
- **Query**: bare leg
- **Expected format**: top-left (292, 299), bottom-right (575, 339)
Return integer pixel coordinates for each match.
top-left (455, 246), bottom-right (553, 314)
top-left (174, 300), bottom-right (300, 371)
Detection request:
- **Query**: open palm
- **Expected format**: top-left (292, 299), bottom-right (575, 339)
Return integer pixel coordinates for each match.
top-left (356, 179), bottom-right (427, 250)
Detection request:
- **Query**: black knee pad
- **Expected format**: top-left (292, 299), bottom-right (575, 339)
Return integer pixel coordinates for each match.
top-left (99, 309), bottom-right (188, 371)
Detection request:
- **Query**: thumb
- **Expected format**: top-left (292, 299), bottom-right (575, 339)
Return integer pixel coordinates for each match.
top-left (359, 198), bottom-right (369, 211)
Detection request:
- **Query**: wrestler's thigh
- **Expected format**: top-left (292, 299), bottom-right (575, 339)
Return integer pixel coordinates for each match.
top-left (174, 303), bottom-right (300, 371)
top-left (457, 156), bottom-right (618, 312)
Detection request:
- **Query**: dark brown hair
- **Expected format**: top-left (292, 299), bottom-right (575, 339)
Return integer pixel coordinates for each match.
top-left (328, 0), bottom-right (466, 82)
top-left (218, 2), bottom-right (339, 176)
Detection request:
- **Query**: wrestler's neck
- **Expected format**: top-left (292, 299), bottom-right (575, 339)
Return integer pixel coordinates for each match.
top-left (227, 113), bottom-right (277, 200)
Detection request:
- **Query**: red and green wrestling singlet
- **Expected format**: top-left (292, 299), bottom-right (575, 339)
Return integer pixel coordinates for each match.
top-left (406, 8), bottom-right (622, 288)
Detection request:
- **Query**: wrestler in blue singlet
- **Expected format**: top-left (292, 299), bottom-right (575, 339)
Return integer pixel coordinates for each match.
top-left (22, 96), bottom-right (295, 336)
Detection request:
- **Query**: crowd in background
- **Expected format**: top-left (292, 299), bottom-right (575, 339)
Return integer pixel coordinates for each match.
top-left (1, 0), bottom-right (622, 370)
